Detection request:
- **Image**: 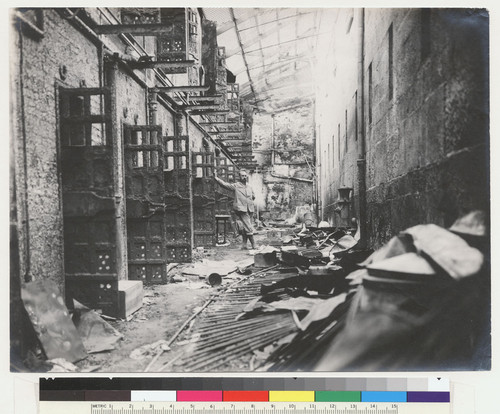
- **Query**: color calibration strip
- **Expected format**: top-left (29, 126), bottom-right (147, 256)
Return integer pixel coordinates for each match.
top-left (40, 377), bottom-right (450, 403)
top-left (41, 390), bottom-right (449, 403)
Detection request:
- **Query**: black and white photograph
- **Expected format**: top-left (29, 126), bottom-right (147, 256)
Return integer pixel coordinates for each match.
top-left (9, 6), bottom-right (491, 374)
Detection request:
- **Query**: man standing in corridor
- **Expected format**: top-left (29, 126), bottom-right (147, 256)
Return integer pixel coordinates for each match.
top-left (214, 169), bottom-right (256, 251)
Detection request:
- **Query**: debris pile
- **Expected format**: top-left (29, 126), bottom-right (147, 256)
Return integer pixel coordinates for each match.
top-left (174, 210), bottom-right (489, 372)
top-left (18, 210), bottom-right (489, 372)
top-left (267, 211), bottom-right (490, 371)
top-left (18, 281), bottom-right (125, 372)
top-left (173, 266), bottom-right (299, 371)
top-left (172, 222), bottom-right (372, 372)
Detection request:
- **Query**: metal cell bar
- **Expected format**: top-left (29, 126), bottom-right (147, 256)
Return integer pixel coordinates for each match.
top-left (184, 326), bottom-right (295, 371)
top-left (188, 322), bottom-right (293, 356)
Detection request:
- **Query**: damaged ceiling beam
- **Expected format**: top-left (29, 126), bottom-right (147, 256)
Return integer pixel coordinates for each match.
top-left (128, 60), bottom-right (195, 70)
top-left (207, 130), bottom-right (242, 135)
top-left (227, 150), bottom-right (253, 154)
top-left (199, 121), bottom-right (239, 126)
top-left (230, 8), bottom-right (259, 112)
top-left (181, 104), bottom-right (223, 110)
top-left (187, 95), bottom-right (223, 101)
top-left (151, 86), bottom-right (210, 93)
top-left (218, 138), bottom-right (247, 141)
top-left (93, 23), bottom-right (174, 35)
top-left (190, 110), bottom-right (231, 115)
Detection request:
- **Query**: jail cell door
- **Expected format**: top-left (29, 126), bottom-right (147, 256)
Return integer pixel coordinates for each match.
top-left (215, 157), bottom-right (236, 215)
top-left (124, 125), bottom-right (167, 284)
top-left (215, 157), bottom-right (236, 240)
top-left (164, 135), bottom-right (192, 263)
top-left (192, 152), bottom-right (216, 247)
top-left (59, 86), bottom-right (119, 316)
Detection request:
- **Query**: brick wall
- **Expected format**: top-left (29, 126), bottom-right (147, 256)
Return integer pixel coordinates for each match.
top-left (156, 103), bottom-right (176, 136)
top-left (12, 10), bottom-right (103, 290)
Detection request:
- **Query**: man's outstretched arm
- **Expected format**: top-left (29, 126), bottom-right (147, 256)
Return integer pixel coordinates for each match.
top-left (214, 174), bottom-right (236, 191)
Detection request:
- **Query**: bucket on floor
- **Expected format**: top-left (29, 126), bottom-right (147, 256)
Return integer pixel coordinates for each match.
top-left (208, 273), bottom-right (222, 286)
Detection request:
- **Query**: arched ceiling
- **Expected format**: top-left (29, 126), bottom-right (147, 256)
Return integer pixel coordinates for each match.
top-left (202, 8), bottom-right (334, 114)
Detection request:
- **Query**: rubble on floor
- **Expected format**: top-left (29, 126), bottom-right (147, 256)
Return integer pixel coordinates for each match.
top-left (160, 222), bottom-right (369, 371)
top-left (168, 210), bottom-right (489, 372)
top-left (18, 211), bottom-right (489, 372)
top-left (173, 267), bottom-right (298, 372)
top-left (267, 212), bottom-right (489, 371)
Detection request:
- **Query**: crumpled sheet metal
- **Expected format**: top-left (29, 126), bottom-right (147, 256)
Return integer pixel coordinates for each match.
top-left (292, 293), bottom-right (347, 331)
top-left (21, 280), bottom-right (87, 363)
top-left (74, 309), bottom-right (123, 354)
top-left (360, 224), bottom-right (484, 281)
top-left (330, 234), bottom-right (358, 255)
top-left (359, 233), bottom-right (415, 267)
top-left (313, 270), bottom-right (490, 371)
top-left (405, 224), bottom-right (484, 280)
top-left (244, 296), bottom-right (326, 314)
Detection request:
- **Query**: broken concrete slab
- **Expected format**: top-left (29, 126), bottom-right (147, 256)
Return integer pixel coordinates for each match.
top-left (118, 280), bottom-right (143, 320)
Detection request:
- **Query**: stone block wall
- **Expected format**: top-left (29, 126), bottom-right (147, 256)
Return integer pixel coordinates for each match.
top-left (316, 8), bottom-right (489, 247)
top-left (315, 9), bottom-right (361, 227)
top-left (364, 9), bottom-right (489, 246)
